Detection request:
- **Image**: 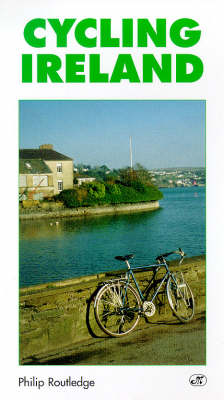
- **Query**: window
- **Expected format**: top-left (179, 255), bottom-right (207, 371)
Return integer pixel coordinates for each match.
top-left (19, 175), bottom-right (27, 187)
top-left (57, 180), bottom-right (63, 191)
top-left (57, 163), bottom-right (62, 172)
top-left (33, 175), bottom-right (48, 186)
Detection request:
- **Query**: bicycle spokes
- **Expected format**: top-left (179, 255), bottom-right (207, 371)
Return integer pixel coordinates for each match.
top-left (167, 274), bottom-right (194, 322)
top-left (94, 282), bottom-right (141, 337)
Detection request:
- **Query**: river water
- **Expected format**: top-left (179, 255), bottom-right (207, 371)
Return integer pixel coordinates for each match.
top-left (19, 186), bottom-right (205, 288)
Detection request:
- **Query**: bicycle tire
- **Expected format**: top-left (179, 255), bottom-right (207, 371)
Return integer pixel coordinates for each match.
top-left (166, 274), bottom-right (195, 323)
top-left (94, 281), bottom-right (141, 337)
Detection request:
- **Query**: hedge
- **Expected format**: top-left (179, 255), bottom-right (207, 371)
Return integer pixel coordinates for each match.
top-left (57, 181), bottom-right (163, 208)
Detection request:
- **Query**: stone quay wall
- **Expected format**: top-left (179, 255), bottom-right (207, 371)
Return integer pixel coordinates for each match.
top-left (19, 201), bottom-right (160, 220)
top-left (19, 256), bottom-right (205, 364)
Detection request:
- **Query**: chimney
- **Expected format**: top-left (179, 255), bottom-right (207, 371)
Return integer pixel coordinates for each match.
top-left (39, 144), bottom-right (53, 150)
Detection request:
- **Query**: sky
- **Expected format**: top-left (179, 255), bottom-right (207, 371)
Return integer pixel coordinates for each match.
top-left (19, 100), bottom-right (205, 169)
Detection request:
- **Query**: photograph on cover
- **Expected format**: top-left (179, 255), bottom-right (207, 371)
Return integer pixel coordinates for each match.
top-left (19, 99), bottom-right (205, 366)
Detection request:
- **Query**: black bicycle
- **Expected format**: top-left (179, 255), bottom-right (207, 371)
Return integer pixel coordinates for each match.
top-left (94, 249), bottom-right (195, 337)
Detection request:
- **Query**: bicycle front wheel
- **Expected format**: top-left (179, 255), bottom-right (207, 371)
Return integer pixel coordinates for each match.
top-left (166, 274), bottom-right (195, 323)
top-left (94, 281), bottom-right (141, 337)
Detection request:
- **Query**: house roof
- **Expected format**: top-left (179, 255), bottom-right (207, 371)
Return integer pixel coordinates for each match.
top-left (19, 159), bottom-right (52, 174)
top-left (19, 148), bottom-right (73, 161)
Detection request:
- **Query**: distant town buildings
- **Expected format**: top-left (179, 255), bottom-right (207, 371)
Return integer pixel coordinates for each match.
top-left (150, 167), bottom-right (205, 187)
top-left (19, 144), bottom-right (74, 199)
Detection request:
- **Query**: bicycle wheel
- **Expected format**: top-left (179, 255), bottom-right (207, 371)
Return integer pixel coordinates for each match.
top-left (166, 274), bottom-right (194, 322)
top-left (94, 281), bottom-right (141, 337)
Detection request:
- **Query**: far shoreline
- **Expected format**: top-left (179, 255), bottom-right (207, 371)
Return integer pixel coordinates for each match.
top-left (19, 200), bottom-right (160, 220)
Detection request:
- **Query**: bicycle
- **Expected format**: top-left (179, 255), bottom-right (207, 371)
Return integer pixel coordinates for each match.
top-left (94, 249), bottom-right (195, 337)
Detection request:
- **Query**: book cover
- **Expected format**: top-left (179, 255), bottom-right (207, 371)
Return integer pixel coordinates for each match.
top-left (1, 0), bottom-right (223, 398)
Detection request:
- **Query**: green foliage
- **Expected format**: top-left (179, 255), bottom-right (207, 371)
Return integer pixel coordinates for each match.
top-left (57, 178), bottom-right (162, 208)
top-left (60, 163), bottom-right (162, 208)
top-left (119, 164), bottom-right (153, 188)
top-left (57, 189), bottom-right (80, 208)
top-left (88, 182), bottom-right (106, 199)
top-left (134, 163), bottom-right (154, 186)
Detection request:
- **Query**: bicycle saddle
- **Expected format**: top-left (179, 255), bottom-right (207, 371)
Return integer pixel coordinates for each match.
top-left (115, 254), bottom-right (135, 262)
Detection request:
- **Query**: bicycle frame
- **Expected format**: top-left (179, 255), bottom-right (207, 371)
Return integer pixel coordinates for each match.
top-left (122, 259), bottom-right (174, 307)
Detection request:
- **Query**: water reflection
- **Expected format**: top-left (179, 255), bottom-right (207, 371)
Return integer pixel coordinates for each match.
top-left (19, 187), bottom-right (205, 287)
top-left (20, 208), bottom-right (162, 240)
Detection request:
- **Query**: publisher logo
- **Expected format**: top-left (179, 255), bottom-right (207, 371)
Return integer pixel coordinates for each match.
top-left (189, 374), bottom-right (207, 386)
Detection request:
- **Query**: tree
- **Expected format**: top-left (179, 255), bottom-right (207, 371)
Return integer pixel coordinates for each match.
top-left (88, 182), bottom-right (106, 199)
top-left (119, 164), bottom-right (153, 187)
top-left (134, 163), bottom-right (153, 186)
top-left (119, 167), bottom-right (137, 186)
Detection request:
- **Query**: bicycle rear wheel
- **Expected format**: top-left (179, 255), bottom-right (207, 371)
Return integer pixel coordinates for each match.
top-left (166, 274), bottom-right (194, 322)
top-left (94, 281), bottom-right (141, 337)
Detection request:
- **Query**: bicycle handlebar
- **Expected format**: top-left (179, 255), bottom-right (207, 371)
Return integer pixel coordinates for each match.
top-left (156, 248), bottom-right (186, 264)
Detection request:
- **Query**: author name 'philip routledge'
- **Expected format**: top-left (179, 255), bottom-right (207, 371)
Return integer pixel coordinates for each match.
top-left (18, 376), bottom-right (95, 390)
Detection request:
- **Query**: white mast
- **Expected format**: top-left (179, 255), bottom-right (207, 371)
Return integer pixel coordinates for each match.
top-left (130, 136), bottom-right (133, 169)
